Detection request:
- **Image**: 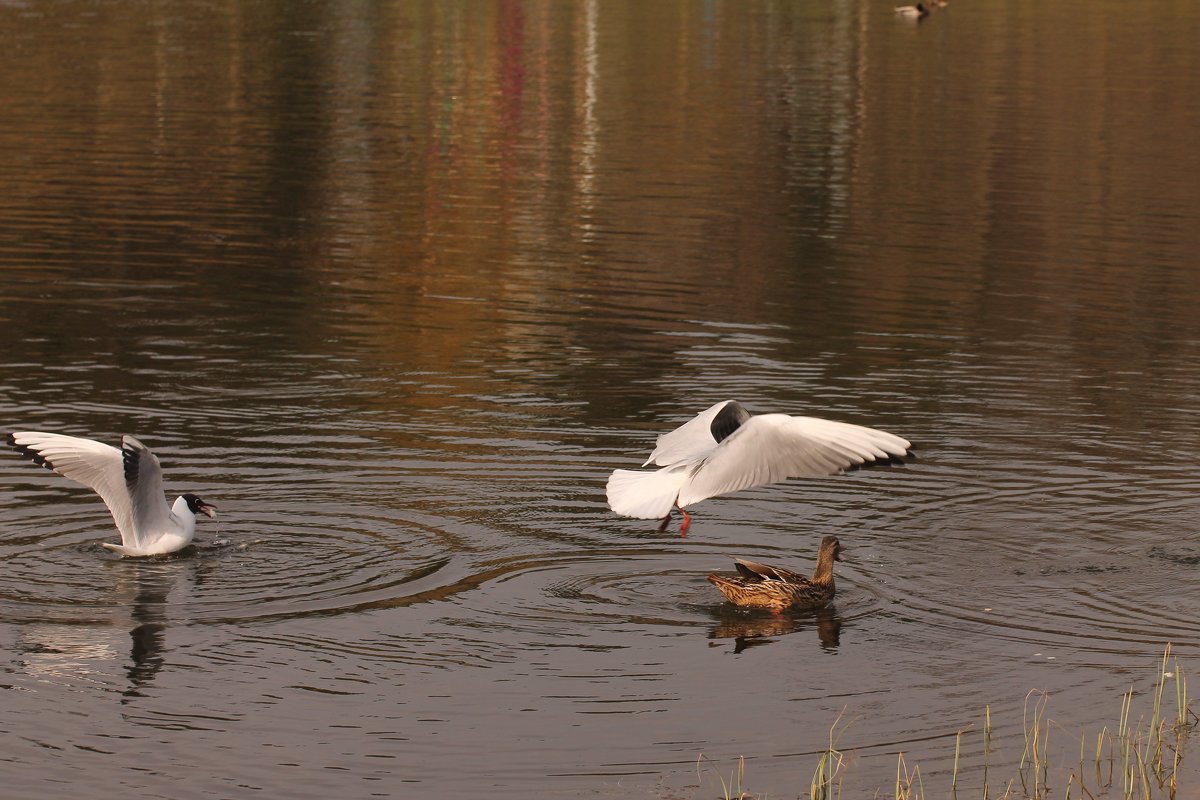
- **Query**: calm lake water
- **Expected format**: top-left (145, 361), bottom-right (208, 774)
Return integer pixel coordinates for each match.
top-left (3, 2), bottom-right (1200, 798)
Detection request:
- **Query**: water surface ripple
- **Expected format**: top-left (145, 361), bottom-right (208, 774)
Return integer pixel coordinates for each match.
top-left (3, 2), bottom-right (1200, 799)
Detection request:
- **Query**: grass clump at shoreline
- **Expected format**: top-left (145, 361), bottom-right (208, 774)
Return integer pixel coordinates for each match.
top-left (1082, 643), bottom-right (1195, 800)
top-left (695, 644), bottom-right (1195, 800)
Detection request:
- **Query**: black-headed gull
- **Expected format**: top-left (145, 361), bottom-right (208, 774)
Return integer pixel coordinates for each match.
top-left (7, 431), bottom-right (217, 556)
top-left (606, 401), bottom-right (910, 534)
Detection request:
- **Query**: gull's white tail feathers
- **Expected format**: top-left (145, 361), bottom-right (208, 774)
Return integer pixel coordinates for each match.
top-left (605, 467), bottom-right (689, 520)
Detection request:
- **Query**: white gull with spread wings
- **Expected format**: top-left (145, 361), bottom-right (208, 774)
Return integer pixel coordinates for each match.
top-left (605, 401), bottom-right (910, 534)
top-left (8, 431), bottom-right (217, 556)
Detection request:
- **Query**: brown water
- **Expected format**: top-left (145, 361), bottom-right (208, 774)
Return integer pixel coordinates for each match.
top-left (2, 2), bottom-right (1200, 798)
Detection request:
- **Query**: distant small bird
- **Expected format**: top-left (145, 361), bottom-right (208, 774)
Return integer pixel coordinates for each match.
top-left (895, 2), bottom-right (929, 18)
top-left (708, 536), bottom-right (843, 611)
top-left (606, 401), bottom-right (910, 534)
top-left (8, 431), bottom-right (217, 556)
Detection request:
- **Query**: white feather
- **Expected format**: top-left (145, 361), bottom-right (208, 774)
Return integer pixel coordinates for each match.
top-left (642, 400), bottom-right (735, 467)
top-left (605, 467), bottom-right (690, 519)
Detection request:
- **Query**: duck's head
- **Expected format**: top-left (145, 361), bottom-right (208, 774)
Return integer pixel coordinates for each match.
top-left (820, 535), bottom-right (843, 562)
top-left (182, 493), bottom-right (218, 519)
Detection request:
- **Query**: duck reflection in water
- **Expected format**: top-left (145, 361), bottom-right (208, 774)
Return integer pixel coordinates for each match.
top-left (708, 603), bottom-right (842, 653)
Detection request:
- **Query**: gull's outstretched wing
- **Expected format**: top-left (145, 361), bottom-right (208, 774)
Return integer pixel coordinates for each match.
top-left (9, 431), bottom-right (139, 546)
top-left (677, 414), bottom-right (910, 507)
top-left (642, 400), bottom-right (751, 467)
top-left (120, 435), bottom-right (172, 550)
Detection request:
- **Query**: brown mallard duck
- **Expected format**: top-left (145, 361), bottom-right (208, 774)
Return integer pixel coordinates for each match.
top-left (707, 536), bottom-right (842, 611)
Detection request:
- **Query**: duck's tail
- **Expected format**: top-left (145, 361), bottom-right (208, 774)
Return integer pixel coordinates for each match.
top-left (706, 572), bottom-right (740, 593)
top-left (706, 571), bottom-right (761, 607)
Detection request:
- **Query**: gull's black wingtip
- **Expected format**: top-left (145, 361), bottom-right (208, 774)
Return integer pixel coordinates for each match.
top-left (846, 447), bottom-right (916, 472)
top-left (709, 400), bottom-right (753, 444)
top-left (886, 447), bottom-right (917, 464)
top-left (7, 433), bottom-right (53, 471)
top-left (122, 438), bottom-right (141, 488)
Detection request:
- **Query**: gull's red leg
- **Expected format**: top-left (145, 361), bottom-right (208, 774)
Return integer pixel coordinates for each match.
top-left (657, 512), bottom-right (672, 533)
top-left (678, 509), bottom-right (691, 537)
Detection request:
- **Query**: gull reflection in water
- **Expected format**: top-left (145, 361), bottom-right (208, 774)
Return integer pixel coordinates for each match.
top-left (122, 561), bottom-right (182, 698)
top-left (707, 604), bottom-right (842, 653)
top-left (16, 558), bottom-right (191, 698)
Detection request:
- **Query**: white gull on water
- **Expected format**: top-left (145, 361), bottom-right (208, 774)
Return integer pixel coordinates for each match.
top-left (8, 431), bottom-right (217, 556)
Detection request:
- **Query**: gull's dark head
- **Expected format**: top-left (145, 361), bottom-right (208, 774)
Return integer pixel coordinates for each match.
top-left (182, 493), bottom-right (218, 519)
